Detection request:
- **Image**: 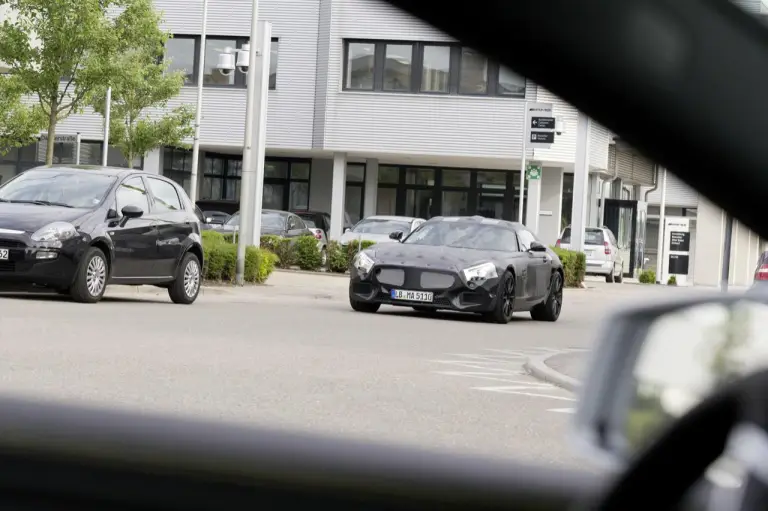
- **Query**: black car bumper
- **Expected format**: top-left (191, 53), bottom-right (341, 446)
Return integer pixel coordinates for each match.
top-left (349, 265), bottom-right (501, 312)
top-left (0, 235), bottom-right (81, 290)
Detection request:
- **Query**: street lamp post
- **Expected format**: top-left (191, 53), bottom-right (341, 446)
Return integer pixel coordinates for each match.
top-left (188, 0), bottom-right (209, 204)
top-left (101, 86), bottom-right (112, 166)
top-left (216, 2), bottom-right (271, 285)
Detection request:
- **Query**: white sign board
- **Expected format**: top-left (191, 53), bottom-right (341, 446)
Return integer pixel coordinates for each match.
top-left (662, 216), bottom-right (691, 286)
top-left (525, 102), bottom-right (555, 149)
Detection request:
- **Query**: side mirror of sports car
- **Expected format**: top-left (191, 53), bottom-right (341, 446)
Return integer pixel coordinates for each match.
top-left (389, 231), bottom-right (404, 241)
top-left (529, 241), bottom-right (547, 252)
top-left (573, 292), bottom-right (768, 470)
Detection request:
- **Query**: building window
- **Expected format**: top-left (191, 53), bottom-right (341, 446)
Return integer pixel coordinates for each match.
top-left (458, 48), bottom-right (488, 95)
top-left (201, 153), bottom-right (241, 201)
top-left (167, 36), bottom-right (278, 90)
top-left (165, 36), bottom-right (197, 85)
top-left (163, 147), bottom-right (194, 193)
top-left (346, 42), bottom-right (375, 90)
top-left (420, 45), bottom-right (451, 93)
top-left (345, 163), bottom-right (365, 223)
top-left (342, 40), bottom-right (525, 97)
top-left (261, 159), bottom-right (311, 211)
top-left (383, 43), bottom-right (413, 92)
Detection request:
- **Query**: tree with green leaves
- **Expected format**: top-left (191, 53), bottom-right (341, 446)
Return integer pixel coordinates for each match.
top-left (90, 40), bottom-right (194, 166)
top-left (0, 0), bottom-right (168, 164)
top-left (0, 74), bottom-right (45, 155)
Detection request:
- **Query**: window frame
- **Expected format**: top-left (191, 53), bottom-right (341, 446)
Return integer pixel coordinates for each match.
top-left (164, 35), bottom-right (199, 86)
top-left (115, 175), bottom-right (151, 213)
top-left (342, 39), bottom-right (525, 98)
top-left (146, 176), bottom-right (184, 213)
top-left (167, 35), bottom-right (279, 90)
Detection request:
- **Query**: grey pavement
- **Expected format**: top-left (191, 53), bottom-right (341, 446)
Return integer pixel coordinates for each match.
top-left (545, 351), bottom-right (588, 382)
top-left (0, 273), bottom-right (722, 471)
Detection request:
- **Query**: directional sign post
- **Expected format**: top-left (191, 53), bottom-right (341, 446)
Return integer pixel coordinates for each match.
top-left (518, 102), bottom-right (555, 224)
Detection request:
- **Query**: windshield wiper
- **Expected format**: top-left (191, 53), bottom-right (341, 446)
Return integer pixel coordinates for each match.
top-left (3, 199), bottom-right (73, 208)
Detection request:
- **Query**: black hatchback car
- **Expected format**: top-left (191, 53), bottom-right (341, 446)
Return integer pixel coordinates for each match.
top-left (0, 165), bottom-right (204, 304)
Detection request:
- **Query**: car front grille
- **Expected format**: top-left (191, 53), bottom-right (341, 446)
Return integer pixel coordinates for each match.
top-left (0, 261), bottom-right (16, 272)
top-left (0, 239), bottom-right (25, 248)
top-left (374, 266), bottom-right (456, 290)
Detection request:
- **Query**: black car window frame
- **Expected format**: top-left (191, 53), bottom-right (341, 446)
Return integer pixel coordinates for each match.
top-left (115, 175), bottom-right (151, 214)
top-left (146, 176), bottom-right (184, 213)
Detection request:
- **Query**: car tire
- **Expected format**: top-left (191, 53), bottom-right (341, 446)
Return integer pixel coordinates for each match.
top-left (483, 270), bottom-right (515, 324)
top-left (70, 246), bottom-right (108, 304)
top-left (168, 252), bottom-right (201, 305)
top-left (349, 296), bottom-right (380, 313)
top-left (615, 263), bottom-right (624, 283)
top-left (531, 272), bottom-right (563, 322)
top-left (605, 266), bottom-right (615, 283)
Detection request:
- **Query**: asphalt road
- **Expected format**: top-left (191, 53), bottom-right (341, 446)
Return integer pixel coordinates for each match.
top-left (0, 274), bottom-right (710, 471)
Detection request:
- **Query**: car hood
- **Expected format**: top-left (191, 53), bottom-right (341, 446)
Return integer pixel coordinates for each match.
top-left (367, 243), bottom-right (501, 272)
top-left (339, 232), bottom-right (396, 245)
top-left (0, 203), bottom-right (91, 233)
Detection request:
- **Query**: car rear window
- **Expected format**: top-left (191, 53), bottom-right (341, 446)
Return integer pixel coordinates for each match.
top-left (560, 227), bottom-right (605, 245)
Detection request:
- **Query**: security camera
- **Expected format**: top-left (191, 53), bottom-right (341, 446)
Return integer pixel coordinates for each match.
top-left (216, 48), bottom-right (236, 76)
top-left (555, 117), bottom-right (565, 136)
top-left (236, 44), bottom-right (250, 74)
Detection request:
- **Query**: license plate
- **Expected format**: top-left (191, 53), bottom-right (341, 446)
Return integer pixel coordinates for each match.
top-left (0, 249), bottom-right (8, 260)
top-left (390, 289), bottom-right (434, 302)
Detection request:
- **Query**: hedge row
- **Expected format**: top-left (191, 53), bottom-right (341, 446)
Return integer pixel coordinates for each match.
top-left (201, 231), bottom-right (278, 284)
top-left (550, 246), bottom-right (586, 288)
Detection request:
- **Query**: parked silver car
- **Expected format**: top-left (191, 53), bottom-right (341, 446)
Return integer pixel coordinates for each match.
top-left (557, 225), bottom-right (624, 283)
top-left (338, 215), bottom-right (426, 246)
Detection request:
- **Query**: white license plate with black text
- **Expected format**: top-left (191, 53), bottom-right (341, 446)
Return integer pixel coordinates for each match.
top-left (390, 289), bottom-right (434, 302)
top-left (0, 249), bottom-right (8, 260)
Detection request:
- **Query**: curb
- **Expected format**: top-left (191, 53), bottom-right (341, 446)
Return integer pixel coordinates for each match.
top-left (523, 352), bottom-right (581, 393)
top-left (274, 268), bottom-right (349, 278)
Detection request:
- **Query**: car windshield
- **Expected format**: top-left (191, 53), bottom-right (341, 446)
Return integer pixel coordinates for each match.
top-left (403, 221), bottom-right (520, 252)
top-left (300, 217), bottom-right (317, 228)
top-left (224, 212), bottom-right (286, 230)
top-left (353, 218), bottom-right (411, 235)
top-left (561, 227), bottom-right (604, 245)
top-left (0, 170), bottom-right (116, 208)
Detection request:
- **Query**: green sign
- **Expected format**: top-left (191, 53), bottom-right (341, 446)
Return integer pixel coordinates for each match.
top-left (525, 164), bottom-right (542, 180)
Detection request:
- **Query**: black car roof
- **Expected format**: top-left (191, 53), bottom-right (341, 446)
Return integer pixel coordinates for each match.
top-left (25, 165), bottom-right (142, 178)
top-left (427, 215), bottom-right (524, 231)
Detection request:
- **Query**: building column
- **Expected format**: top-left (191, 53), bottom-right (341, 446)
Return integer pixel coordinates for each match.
top-left (363, 158), bottom-right (379, 218)
top-left (143, 148), bottom-right (162, 175)
top-left (587, 173), bottom-right (600, 227)
top-left (525, 170), bottom-right (542, 234)
top-left (329, 152), bottom-right (347, 240)
top-left (570, 112), bottom-right (591, 252)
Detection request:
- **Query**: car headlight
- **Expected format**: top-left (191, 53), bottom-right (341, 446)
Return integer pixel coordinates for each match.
top-left (30, 222), bottom-right (79, 246)
top-left (353, 251), bottom-right (375, 274)
top-left (461, 262), bottom-right (498, 288)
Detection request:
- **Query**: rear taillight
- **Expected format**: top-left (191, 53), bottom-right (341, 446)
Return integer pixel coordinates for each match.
top-left (555, 239), bottom-right (561, 248)
top-left (604, 241), bottom-right (610, 255)
top-left (756, 264), bottom-right (768, 280)
top-left (313, 229), bottom-right (323, 240)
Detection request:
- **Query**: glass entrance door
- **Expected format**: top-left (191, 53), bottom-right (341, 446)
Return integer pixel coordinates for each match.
top-left (477, 193), bottom-right (504, 219)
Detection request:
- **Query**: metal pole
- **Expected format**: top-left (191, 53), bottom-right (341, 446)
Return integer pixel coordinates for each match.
top-left (721, 213), bottom-right (734, 292)
top-left (188, 0), bottom-right (208, 203)
top-left (655, 166), bottom-right (667, 283)
top-left (75, 132), bottom-right (81, 164)
top-left (518, 101), bottom-right (528, 224)
top-left (101, 87), bottom-right (111, 166)
top-left (235, 0), bottom-right (260, 286)
top-left (247, 20), bottom-right (271, 247)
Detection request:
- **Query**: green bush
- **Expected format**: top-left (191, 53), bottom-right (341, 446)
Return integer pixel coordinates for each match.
top-left (260, 234), bottom-right (295, 268)
top-left (294, 235), bottom-right (323, 271)
top-left (551, 246), bottom-right (586, 287)
top-left (667, 275), bottom-right (677, 286)
top-left (201, 236), bottom-right (276, 284)
top-left (639, 269), bottom-right (656, 284)
top-left (327, 241), bottom-right (349, 273)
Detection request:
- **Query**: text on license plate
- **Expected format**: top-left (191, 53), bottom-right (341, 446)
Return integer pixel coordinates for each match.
top-left (390, 289), bottom-right (434, 302)
top-left (0, 249), bottom-right (8, 260)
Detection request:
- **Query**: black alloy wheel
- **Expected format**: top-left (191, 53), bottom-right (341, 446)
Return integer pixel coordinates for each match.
top-left (531, 272), bottom-right (563, 322)
top-left (484, 270), bottom-right (515, 324)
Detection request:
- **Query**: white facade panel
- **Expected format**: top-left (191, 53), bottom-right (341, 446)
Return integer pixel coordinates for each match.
top-left (531, 88), bottom-right (578, 165)
top-left (643, 171), bottom-right (699, 208)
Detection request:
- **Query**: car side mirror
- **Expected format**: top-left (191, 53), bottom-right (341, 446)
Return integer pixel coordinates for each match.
top-left (344, 228), bottom-right (351, 234)
top-left (529, 241), bottom-right (547, 252)
top-left (119, 205), bottom-right (143, 227)
top-left (389, 231), bottom-right (404, 241)
top-left (573, 293), bottom-right (768, 469)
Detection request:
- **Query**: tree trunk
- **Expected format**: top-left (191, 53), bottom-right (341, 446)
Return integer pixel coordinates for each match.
top-left (45, 103), bottom-right (58, 166)
top-left (126, 151), bottom-right (134, 168)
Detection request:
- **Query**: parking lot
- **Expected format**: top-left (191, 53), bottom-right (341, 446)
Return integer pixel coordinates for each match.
top-left (0, 273), bottom-right (714, 469)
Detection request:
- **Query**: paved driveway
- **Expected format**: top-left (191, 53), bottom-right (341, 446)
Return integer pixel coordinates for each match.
top-left (0, 273), bottom-right (702, 470)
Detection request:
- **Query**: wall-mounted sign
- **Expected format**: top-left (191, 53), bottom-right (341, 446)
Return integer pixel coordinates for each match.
top-left (525, 164), bottom-right (542, 180)
top-left (662, 216), bottom-right (691, 286)
top-left (525, 102), bottom-right (555, 149)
